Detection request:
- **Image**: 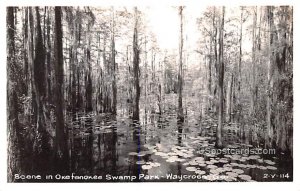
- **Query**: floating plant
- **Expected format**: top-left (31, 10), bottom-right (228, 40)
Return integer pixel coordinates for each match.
top-left (186, 167), bottom-right (197, 172)
top-left (232, 169), bottom-right (244, 174)
top-left (136, 161), bottom-right (146, 165)
top-left (265, 160), bottom-right (276, 165)
top-left (142, 165), bottom-right (152, 170)
top-left (128, 152), bottom-right (138, 156)
top-left (266, 166), bottom-right (277, 170)
top-left (207, 164), bottom-right (218, 169)
top-left (226, 172), bottom-right (239, 179)
top-left (238, 174), bottom-right (252, 181)
top-left (195, 170), bottom-right (206, 175)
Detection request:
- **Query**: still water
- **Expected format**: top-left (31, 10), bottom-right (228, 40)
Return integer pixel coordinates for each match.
top-left (66, 108), bottom-right (292, 182)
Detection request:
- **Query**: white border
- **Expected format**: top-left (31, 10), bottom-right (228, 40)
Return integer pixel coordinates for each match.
top-left (0, 0), bottom-right (299, 191)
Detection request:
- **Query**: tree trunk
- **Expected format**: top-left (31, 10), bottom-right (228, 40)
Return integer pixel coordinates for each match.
top-left (213, 7), bottom-right (219, 114)
top-left (111, 10), bottom-right (117, 115)
top-left (23, 8), bottom-right (29, 96)
top-left (86, 22), bottom-right (93, 112)
top-left (31, 7), bottom-right (50, 174)
top-left (266, 6), bottom-right (274, 148)
top-left (132, 7), bottom-right (140, 121)
top-left (237, 7), bottom-right (243, 124)
top-left (54, 6), bottom-right (69, 173)
top-left (177, 6), bottom-right (184, 123)
top-left (46, 7), bottom-right (52, 104)
top-left (208, 35), bottom-right (213, 110)
top-left (250, 7), bottom-right (257, 116)
top-left (7, 6), bottom-right (20, 182)
top-left (216, 6), bottom-right (225, 148)
top-left (226, 74), bottom-right (233, 122)
top-left (144, 36), bottom-right (148, 117)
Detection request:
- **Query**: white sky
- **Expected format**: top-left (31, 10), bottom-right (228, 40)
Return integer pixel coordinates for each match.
top-left (146, 6), bottom-right (206, 50)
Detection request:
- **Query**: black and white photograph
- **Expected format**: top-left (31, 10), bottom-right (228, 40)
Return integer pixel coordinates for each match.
top-left (5, 3), bottom-right (294, 184)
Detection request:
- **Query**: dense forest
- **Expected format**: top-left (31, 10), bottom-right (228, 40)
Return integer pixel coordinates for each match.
top-left (7, 6), bottom-right (293, 182)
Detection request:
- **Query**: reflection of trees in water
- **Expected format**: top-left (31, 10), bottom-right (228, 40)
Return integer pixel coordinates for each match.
top-left (104, 115), bottom-right (118, 175)
top-left (70, 114), bottom-right (118, 176)
top-left (131, 120), bottom-right (141, 182)
top-left (177, 121), bottom-right (183, 178)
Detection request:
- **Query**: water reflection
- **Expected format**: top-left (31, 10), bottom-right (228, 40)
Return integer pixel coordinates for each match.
top-left (66, 111), bottom-right (292, 182)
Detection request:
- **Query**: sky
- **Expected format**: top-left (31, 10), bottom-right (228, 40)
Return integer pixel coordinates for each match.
top-left (144, 6), bottom-right (255, 69)
top-left (141, 6), bottom-right (208, 69)
top-left (145, 6), bottom-right (206, 51)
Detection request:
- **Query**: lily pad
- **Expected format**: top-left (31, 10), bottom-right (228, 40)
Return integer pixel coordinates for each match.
top-left (128, 152), bottom-right (138, 156)
top-left (215, 168), bottom-right (226, 173)
top-left (166, 159), bottom-right (176, 163)
top-left (238, 174), bottom-right (252, 181)
top-left (177, 158), bottom-right (186, 162)
top-left (194, 157), bottom-right (205, 161)
top-left (210, 159), bottom-right (219, 163)
top-left (239, 158), bottom-right (246, 162)
top-left (223, 167), bottom-right (233, 171)
top-left (151, 162), bottom-right (161, 167)
top-left (207, 164), bottom-right (218, 169)
top-left (142, 165), bottom-right (152, 170)
top-left (247, 164), bottom-right (256, 168)
top-left (266, 165), bottom-right (277, 170)
top-left (257, 159), bottom-right (264, 163)
top-left (197, 160), bottom-right (205, 164)
top-left (210, 169), bottom-right (220, 174)
top-left (265, 160), bottom-right (276, 165)
top-left (203, 174), bottom-right (218, 181)
top-left (137, 153), bottom-right (146, 157)
top-left (143, 150), bottom-right (154, 155)
top-left (176, 152), bottom-right (185, 157)
top-left (136, 161), bottom-right (146, 165)
top-left (231, 155), bottom-right (241, 160)
top-left (206, 154), bottom-right (216, 158)
top-left (155, 152), bottom-right (168, 157)
top-left (232, 169), bottom-right (244, 174)
top-left (219, 159), bottom-right (229, 163)
top-left (195, 170), bottom-right (206, 175)
top-left (225, 176), bottom-right (237, 182)
top-left (223, 164), bottom-right (232, 167)
top-left (257, 166), bottom-right (267, 170)
top-left (186, 167), bottom-right (197, 171)
top-left (249, 155), bottom-right (260, 160)
top-left (239, 164), bottom-right (248, 168)
top-left (189, 161), bottom-right (198, 166)
top-left (183, 154), bottom-right (194, 158)
top-left (206, 161), bottom-right (214, 165)
top-left (168, 152), bottom-right (178, 156)
top-left (152, 149), bottom-right (158, 153)
top-left (226, 172), bottom-right (238, 177)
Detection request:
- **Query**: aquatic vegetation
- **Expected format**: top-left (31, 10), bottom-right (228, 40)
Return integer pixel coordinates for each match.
top-left (186, 167), bottom-right (197, 171)
top-left (207, 164), bottom-right (218, 169)
top-left (232, 169), bottom-right (244, 174)
top-left (226, 172), bottom-right (239, 177)
top-left (142, 165), bottom-right (152, 170)
top-left (136, 161), bottom-right (146, 165)
top-left (210, 169), bottom-right (220, 174)
top-left (265, 160), bottom-right (276, 165)
top-left (128, 152), bottom-right (138, 156)
top-left (195, 170), bottom-right (206, 175)
top-left (266, 166), bottom-right (277, 170)
top-left (238, 174), bottom-right (252, 181)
